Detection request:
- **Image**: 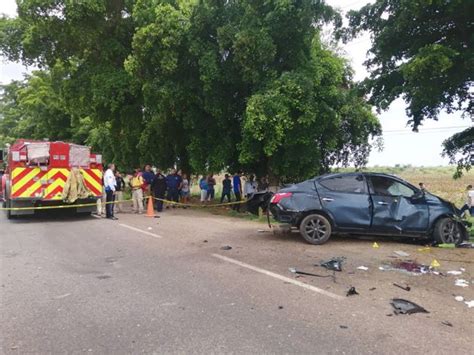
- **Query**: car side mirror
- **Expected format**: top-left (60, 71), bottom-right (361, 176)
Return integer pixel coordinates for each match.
top-left (411, 190), bottom-right (425, 201)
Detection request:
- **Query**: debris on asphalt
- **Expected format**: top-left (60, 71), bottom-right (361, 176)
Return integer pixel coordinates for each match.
top-left (394, 251), bottom-right (410, 257)
top-left (393, 283), bottom-right (411, 292)
top-left (390, 298), bottom-right (429, 315)
top-left (447, 270), bottom-right (463, 276)
top-left (203, 240), bottom-right (208, 243)
top-left (278, 306), bottom-right (284, 309)
top-left (220, 245), bottom-right (232, 250)
top-left (372, 242), bottom-right (380, 249)
top-left (455, 296), bottom-right (464, 302)
top-left (380, 260), bottom-right (430, 275)
top-left (454, 279), bottom-right (469, 287)
top-left (437, 243), bottom-right (455, 249)
top-left (457, 242), bottom-right (474, 249)
top-left (357, 266), bottom-right (368, 271)
top-left (441, 321), bottom-right (453, 327)
top-left (319, 257), bottom-right (345, 272)
top-left (288, 268), bottom-right (334, 279)
top-left (369, 287), bottom-right (376, 291)
top-left (430, 259), bottom-right (441, 268)
top-left (147, 227), bottom-right (153, 230)
top-left (465, 300), bottom-right (474, 308)
top-left (346, 287), bottom-right (359, 297)
top-left (257, 229), bottom-right (268, 233)
top-left (417, 247), bottom-right (431, 252)
top-left (339, 325), bottom-right (348, 329)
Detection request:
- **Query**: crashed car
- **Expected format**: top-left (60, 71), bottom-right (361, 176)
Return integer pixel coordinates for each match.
top-left (267, 173), bottom-right (468, 245)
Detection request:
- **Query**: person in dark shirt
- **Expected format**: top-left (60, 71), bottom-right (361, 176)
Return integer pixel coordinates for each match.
top-left (142, 164), bottom-right (155, 196)
top-left (166, 168), bottom-right (181, 208)
top-left (114, 171), bottom-right (125, 213)
top-left (232, 171), bottom-right (243, 211)
top-left (207, 173), bottom-right (216, 201)
top-left (152, 169), bottom-right (167, 212)
top-left (221, 174), bottom-right (232, 203)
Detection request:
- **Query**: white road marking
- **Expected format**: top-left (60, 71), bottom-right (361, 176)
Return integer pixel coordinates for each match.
top-left (118, 223), bottom-right (163, 239)
top-left (212, 254), bottom-right (344, 301)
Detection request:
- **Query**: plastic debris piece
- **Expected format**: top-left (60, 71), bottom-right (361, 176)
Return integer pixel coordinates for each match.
top-left (346, 287), bottom-right (359, 297)
top-left (455, 279), bottom-right (469, 287)
top-left (393, 283), bottom-right (411, 291)
top-left (394, 251), bottom-right (410, 257)
top-left (441, 321), bottom-right (453, 327)
top-left (369, 287), bottom-right (376, 291)
top-left (53, 293), bottom-right (72, 300)
top-left (417, 247), bottom-right (431, 252)
top-left (437, 243), bottom-right (455, 249)
top-left (456, 242), bottom-right (474, 249)
top-left (320, 257), bottom-right (345, 272)
top-left (288, 268), bottom-right (334, 278)
top-left (372, 242), bottom-right (380, 249)
top-left (357, 266), bottom-right (368, 271)
top-left (220, 245), bottom-right (232, 250)
top-left (454, 296), bottom-right (464, 302)
top-left (430, 259), bottom-right (441, 268)
top-left (147, 227), bottom-right (153, 230)
top-left (278, 306), bottom-right (284, 309)
top-left (391, 298), bottom-right (429, 315)
top-left (460, 268), bottom-right (466, 272)
top-left (465, 300), bottom-right (474, 308)
top-left (447, 270), bottom-right (462, 276)
top-left (203, 240), bottom-right (208, 243)
top-left (339, 325), bottom-right (348, 329)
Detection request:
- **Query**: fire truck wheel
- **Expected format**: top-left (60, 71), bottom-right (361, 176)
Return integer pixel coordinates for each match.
top-left (4, 199), bottom-right (12, 220)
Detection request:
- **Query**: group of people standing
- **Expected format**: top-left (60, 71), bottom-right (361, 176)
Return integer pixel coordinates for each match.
top-left (99, 164), bottom-right (268, 219)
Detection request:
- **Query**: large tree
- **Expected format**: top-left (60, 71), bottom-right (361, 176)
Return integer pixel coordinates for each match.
top-left (345, 0), bottom-right (473, 175)
top-left (126, 0), bottom-right (380, 181)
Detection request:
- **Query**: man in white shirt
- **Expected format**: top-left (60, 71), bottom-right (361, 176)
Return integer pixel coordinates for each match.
top-left (104, 163), bottom-right (118, 220)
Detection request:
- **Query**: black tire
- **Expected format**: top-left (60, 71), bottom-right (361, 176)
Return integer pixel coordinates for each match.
top-left (299, 214), bottom-right (332, 245)
top-left (433, 217), bottom-right (464, 244)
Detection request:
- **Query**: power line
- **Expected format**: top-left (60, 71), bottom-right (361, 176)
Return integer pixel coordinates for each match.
top-left (383, 125), bottom-right (471, 134)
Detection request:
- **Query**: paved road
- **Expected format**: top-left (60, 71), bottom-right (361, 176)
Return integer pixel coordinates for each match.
top-left (1, 209), bottom-right (473, 354)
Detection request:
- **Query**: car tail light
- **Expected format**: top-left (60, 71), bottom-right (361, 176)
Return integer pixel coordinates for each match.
top-left (270, 192), bottom-right (292, 204)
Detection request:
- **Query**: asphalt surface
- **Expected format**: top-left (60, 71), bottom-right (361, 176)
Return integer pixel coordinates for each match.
top-left (1, 207), bottom-right (473, 354)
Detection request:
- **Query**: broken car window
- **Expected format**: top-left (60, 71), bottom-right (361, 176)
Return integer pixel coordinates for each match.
top-left (370, 176), bottom-right (415, 198)
top-left (319, 175), bottom-right (367, 194)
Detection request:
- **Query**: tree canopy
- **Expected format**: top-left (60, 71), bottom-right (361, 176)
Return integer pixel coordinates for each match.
top-left (1, 0), bottom-right (381, 182)
top-left (344, 0), bottom-right (473, 175)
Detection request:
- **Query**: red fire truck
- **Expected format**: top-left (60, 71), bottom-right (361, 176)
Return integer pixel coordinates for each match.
top-left (2, 140), bottom-right (103, 219)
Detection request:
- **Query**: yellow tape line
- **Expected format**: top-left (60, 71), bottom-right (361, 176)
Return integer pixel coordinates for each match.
top-left (0, 196), bottom-right (248, 211)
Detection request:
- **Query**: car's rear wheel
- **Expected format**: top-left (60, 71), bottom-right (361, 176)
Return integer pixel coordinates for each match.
top-left (433, 217), bottom-right (463, 244)
top-left (299, 214), bottom-right (332, 245)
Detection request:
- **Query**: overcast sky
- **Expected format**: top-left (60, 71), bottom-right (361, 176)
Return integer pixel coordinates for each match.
top-left (1, 0), bottom-right (471, 166)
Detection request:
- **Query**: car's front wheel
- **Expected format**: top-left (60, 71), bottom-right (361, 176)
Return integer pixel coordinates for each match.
top-left (299, 214), bottom-right (332, 245)
top-left (433, 217), bottom-right (464, 244)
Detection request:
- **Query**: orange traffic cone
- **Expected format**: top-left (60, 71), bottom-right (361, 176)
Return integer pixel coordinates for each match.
top-left (145, 196), bottom-right (155, 217)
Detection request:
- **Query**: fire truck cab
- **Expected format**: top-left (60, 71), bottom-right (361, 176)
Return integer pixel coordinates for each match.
top-left (2, 140), bottom-right (103, 219)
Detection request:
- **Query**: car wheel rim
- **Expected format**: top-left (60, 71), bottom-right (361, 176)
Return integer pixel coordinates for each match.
top-left (441, 220), bottom-right (460, 244)
top-left (304, 217), bottom-right (327, 241)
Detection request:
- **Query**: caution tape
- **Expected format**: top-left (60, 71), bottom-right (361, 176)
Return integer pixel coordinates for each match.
top-left (0, 195), bottom-right (248, 211)
top-left (150, 196), bottom-right (248, 208)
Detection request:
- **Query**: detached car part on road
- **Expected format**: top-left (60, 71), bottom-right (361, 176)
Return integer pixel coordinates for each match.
top-left (265, 173), bottom-right (468, 245)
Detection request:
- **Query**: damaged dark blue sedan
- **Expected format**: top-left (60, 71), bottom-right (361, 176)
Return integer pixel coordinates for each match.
top-left (268, 173), bottom-right (468, 245)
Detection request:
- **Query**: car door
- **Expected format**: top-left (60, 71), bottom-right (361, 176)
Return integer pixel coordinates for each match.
top-left (316, 174), bottom-right (371, 230)
top-left (368, 175), bottom-right (429, 233)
